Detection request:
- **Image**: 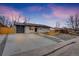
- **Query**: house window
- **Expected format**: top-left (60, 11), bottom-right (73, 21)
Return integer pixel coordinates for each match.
top-left (29, 27), bottom-right (33, 30)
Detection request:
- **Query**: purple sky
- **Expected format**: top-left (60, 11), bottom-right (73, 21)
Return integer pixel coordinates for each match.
top-left (0, 3), bottom-right (79, 27)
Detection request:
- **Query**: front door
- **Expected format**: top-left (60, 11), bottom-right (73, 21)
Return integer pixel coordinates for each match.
top-left (35, 27), bottom-right (37, 32)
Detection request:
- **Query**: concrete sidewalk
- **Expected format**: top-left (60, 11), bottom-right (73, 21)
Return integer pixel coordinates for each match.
top-left (48, 37), bottom-right (79, 56)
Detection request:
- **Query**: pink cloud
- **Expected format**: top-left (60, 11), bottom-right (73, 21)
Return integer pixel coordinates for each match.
top-left (52, 6), bottom-right (79, 18)
top-left (27, 6), bottom-right (43, 12)
top-left (42, 14), bottom-right (52, 19)
top-left (0, 6), bottom-right (24, 22)
top-left (42, 5), bottom-right (79, 20)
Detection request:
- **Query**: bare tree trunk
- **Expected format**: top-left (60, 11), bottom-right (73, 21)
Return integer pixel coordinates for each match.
top-left (67, 14), bottom-right (79, 32)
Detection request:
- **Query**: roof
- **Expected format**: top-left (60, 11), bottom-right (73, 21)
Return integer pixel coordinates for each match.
top-left (14, 22), bottom-right (51, 28)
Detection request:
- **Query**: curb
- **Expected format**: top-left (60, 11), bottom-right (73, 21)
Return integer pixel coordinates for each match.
top-left (36, 33), bottom-right (64, 42)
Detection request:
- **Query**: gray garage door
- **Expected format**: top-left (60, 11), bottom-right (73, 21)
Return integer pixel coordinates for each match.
top-left (16, 25), bottom-right (25, 33)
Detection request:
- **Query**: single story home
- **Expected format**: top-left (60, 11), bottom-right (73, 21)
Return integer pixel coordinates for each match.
top-left (14, 22), bottom-right (51, 33)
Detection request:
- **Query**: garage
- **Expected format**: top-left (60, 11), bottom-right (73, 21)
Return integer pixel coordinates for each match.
top-left (16, 25), bottom-right (25, 33)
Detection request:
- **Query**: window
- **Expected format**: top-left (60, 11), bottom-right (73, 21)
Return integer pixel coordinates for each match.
top-left (29, 27), bottom-right (33, 30)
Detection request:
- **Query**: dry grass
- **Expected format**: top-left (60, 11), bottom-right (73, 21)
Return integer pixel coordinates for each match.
top-left (0, 27), bottom-right (15, 34)
top-left (43, 30), bottom-right (60, 36)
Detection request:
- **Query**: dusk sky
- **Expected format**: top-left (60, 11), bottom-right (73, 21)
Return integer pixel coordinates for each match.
top-left (0, 3), bottom-right (79, 27)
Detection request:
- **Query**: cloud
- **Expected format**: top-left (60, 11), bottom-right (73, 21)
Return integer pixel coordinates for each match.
top-left (42, 4), bottom-right (79, 20)
top-left (0, 6), bottom-right (24, 22)
top-left (26, 6), bottom-right (43, 12)
top-left (42, 4), bottom-right (79, 27)
top-left (52, 6), bottom-right (79, 19)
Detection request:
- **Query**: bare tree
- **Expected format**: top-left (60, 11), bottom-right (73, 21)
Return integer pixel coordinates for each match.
top-left (11, 14), bottom-right (21, 25)
top-left (17, 15), bottom-right (21, 23)
top-left (56, 21), bottom-right (60, 28)
top-left (0, 16), bottom-right (5, 24)
top-left (0, 15), bottom-right (13, 27)
top-left (24, 16), bottom-right (29, 24)
top-left (74, 14), bottom-right (79, 31)
top-left (67, 14), bottom-right (79, 31)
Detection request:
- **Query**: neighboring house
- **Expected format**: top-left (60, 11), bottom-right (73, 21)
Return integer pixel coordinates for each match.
top-left (14, 22), bottom-right (51, 33)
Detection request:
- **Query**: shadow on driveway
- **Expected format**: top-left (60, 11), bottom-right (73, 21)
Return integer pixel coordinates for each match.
top-left (0, 34), bottom-right (8, 56)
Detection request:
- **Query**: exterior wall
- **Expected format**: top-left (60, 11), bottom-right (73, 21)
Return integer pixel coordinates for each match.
top-left (15, 25), bottom-right (50, 33)
top-left (25, 26), bottom-right (35, 33)
top-left (37, 27), bottom-right (50, 33)
top-left (25, 26), bottom-right (50, 33)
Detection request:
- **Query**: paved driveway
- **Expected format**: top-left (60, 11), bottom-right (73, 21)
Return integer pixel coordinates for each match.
top-left (2, 33), bottom-right (57, 56)
top-left (0, 35), bottom-right (6, 44)
top-left (0, 35), bottom-right (8, 56)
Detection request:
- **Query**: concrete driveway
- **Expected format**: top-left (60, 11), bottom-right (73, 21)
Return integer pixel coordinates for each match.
top-left (2, 33), bottom-right (57, 56)
top-left (0, 35), bottom-right (6, 44)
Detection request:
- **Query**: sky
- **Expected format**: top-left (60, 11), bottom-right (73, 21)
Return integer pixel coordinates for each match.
top-left (0, 3), bottom-right (79, 27)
